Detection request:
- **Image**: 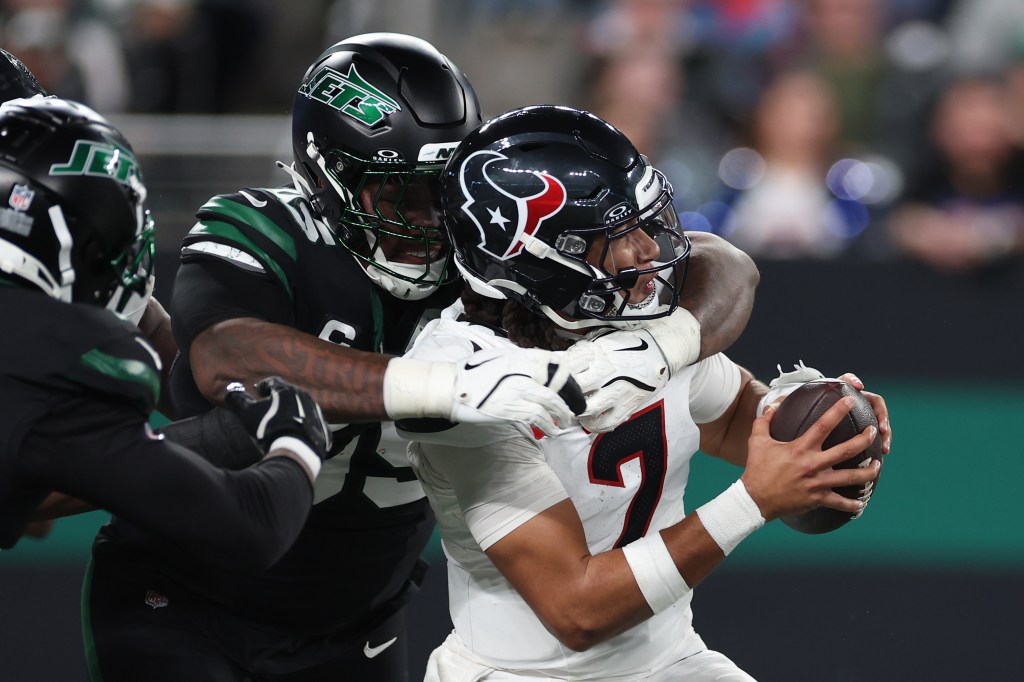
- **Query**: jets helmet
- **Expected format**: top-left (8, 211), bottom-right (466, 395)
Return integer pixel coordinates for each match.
top-left (0, 97), bottom-right (154, 321)
top-left (442, 105), bottom-right (690, 329)
top-left (290, 32), bottom-right (482, 299)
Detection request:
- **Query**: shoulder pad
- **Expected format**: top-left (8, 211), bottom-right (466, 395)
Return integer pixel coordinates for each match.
top-left (183, 189), bottom-right (303, 300)
top-left (66, 329), bottom-right (161, 416)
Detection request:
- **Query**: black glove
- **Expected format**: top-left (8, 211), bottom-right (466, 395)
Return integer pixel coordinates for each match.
top-left (223, 377), bottom-right (332, 462)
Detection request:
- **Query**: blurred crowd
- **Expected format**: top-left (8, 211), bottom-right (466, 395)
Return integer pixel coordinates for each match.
top-left (5, 0), bottom-right (1024, 274)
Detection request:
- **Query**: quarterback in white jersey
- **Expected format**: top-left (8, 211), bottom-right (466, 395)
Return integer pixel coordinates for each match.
top-left (397, 105), bottom-right (891, 681)
top-left (403, 301), bottom-right (748, 678)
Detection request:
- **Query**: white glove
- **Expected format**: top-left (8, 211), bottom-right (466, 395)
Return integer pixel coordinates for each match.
top-left (633, 307), bottom-right (701, 374)
top-left (383, 348), bottom-right (585, 436)
top-left (564, 328), bottom-right (670, 432)
top-left (756, 361), bottom-right (826, 415)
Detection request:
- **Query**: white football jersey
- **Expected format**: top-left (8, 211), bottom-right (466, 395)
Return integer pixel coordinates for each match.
top-left (399, 301), bottom-right (741, 678)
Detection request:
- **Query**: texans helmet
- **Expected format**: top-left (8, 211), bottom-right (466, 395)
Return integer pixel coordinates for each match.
top-left (290, 32), bottom-right (482, 299)
top-left (442, 105), bottom-right (690, 329)
top-left (0, 97), bottom-right (154, 319)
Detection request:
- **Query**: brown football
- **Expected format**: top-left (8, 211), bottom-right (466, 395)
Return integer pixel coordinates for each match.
top-left (768, 380), bottom-right (884, 534)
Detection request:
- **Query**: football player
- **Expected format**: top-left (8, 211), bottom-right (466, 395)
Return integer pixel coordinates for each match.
top-left (0, 96), bottom-right (332, 568)
top-left (399, 105), bottom-right (892, 681)
top-left (84, 34), bottom-right (761, 682)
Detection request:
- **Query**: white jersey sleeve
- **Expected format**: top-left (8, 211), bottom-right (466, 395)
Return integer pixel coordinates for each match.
top-left (687, 352), bottom-right (742, 424)
top-left (412, 436), bottom-right (568, 552)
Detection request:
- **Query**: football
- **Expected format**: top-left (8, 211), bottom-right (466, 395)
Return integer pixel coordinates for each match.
top-left (769, 379), bottom-right (884, 534)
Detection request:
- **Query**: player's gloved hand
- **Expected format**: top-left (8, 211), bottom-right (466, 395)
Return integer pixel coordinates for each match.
top-left (755, 361), bottom-right (826, 416)
top-left (383, 348), bottom-right (586, 436)
top-left (564, 328), bottom-right (670, 432)
top-left (224, 377), bottom-right (332, 478)
top-left (630, 306), bottom-right (701, 374)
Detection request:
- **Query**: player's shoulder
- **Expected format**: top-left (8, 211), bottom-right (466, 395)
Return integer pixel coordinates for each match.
top-left (182, 186), bottom-right (332, 299)
top-left (190, 186), bottom-right (312, 245)
top-left (0, 288), bottom-right (159, 413)
top-left (406, 300), bottom-right (512, 363)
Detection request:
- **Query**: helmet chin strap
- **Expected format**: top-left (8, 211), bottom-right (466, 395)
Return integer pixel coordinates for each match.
top-left (357, 230), bottom-right (442, 300)
top-left (0, 237), bottom-right (62, 298)
top-left (277, 160), bottom-right (314, 197)
top-left (362, 258), bottom-right (439, 300)
top-left (109, 273), bottom-right (154, 325)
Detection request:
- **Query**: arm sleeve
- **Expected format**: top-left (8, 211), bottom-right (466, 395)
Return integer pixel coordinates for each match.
top-left (156, 407), bottom-right (263, 470)
top-left (413, 437), bottom-right (568, 551)
top-left (19, 396), bottom-right (312, 572)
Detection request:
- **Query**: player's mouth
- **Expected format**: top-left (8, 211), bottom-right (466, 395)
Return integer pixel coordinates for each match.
top-left (394, 244), bottom-right (445, 264)
top-left (627, 276), bottom-right (657, 307)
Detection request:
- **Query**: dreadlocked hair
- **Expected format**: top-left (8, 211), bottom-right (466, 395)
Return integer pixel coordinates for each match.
top-left (459, 285), bottom-right (573, 352)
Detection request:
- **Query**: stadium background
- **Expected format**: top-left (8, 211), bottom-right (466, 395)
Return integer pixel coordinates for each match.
top-left (2, 1), bottom-right (1023, 680)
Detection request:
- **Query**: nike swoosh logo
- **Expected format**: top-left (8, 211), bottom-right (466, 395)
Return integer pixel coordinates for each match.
top-left (363, 636), bottom-right (398, 659)
top-left (464, 357), bottom-right (497, 371)
top-left (600, 376), bottom-right (657, 391)
top-left (615, 338), bottom-right (649, 352)
top-left (239, 190), bottom-right (267, 207)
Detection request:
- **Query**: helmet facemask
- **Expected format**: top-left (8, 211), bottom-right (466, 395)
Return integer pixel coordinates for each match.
top-left (105, 209), bottom-right (156, 324)
top-left (562, 180), bottom-right (691, 329)
top-left (322, 148), bottom-right (453, 300)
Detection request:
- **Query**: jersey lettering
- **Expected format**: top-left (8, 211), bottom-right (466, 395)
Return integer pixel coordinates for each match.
top-left (312, 319), bottom-right (424, 507)
top-left (318, 319), bottom-right (356, 348)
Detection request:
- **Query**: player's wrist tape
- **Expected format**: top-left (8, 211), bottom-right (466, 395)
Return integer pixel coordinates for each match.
top-left (383, 357), bottom-right (457, 420)
top-left (621, 531), bottom-right (690, 614)
top-left (268, 436), bottom-right (321, 479)
top-left (641, 307), bottom-right (701, 375)
top-left (696, 480), bottom-right (765, 556)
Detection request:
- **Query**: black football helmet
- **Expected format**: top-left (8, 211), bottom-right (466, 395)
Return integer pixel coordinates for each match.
top-left (0, 98), bottom-right (154, 319)
top-left (290, 32), bottom-right (482, 300)
top-left (442, 105), bottom-right (690, 329)
top-left (0, 49), bottom-right (47, 102)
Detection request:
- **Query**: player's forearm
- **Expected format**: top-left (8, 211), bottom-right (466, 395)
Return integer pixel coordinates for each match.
top-left (682, 232), bottom-right (758, 360)
top-left (525, 517), bottom-right (727, 651)
top-left (44, 436), bottom-right (313, 571)
top-left (190, 317), bottom-right (392, 422)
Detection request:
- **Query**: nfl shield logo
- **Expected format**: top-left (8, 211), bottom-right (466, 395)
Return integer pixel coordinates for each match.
top-left (9, 184), bottom-right (34, 212)
top-left (144, 589), bottom-right (169, 609)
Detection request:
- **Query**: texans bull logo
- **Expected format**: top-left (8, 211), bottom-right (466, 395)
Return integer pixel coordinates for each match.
top-left (457, 150), bottom-right (566, 260)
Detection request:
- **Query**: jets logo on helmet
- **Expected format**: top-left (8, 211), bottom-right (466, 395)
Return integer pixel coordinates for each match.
top-left (49, 137), bottom-right (141, 186)
top-left (457, 150), bottom-right (567, 261)
top-left (299, 64), bottom-right (401, 127)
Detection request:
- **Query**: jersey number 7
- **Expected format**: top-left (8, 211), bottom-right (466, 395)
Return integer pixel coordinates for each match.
top-left (587, 401), bottom-right (668, 549)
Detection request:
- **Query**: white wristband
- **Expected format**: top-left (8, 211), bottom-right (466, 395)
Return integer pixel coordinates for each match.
top-left (268, 436), bottom-right (321, 479)
top-left (696, 480), bottom-right (765, 556)
top-left (382, 357), bottom-right (457, 420)
top-left (643, 307), bottom-right (701, 375)
top-left (621, 531), bottom-right (690, 614)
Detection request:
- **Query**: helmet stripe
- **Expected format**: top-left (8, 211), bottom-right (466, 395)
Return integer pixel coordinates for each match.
top-left (47, 205), bottom-right (75, 301)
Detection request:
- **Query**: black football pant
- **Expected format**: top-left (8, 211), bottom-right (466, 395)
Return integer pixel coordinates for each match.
top-left (83, 554), bottom-right (409, 682)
